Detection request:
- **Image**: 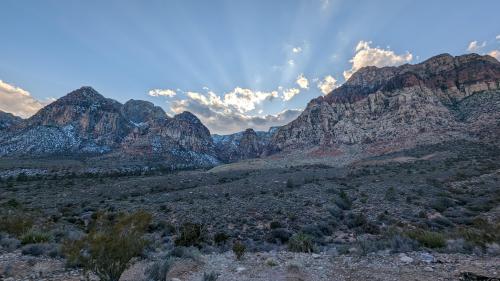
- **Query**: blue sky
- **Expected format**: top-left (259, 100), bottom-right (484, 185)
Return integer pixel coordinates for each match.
top-left (0, 0), bottom-right (499, 133)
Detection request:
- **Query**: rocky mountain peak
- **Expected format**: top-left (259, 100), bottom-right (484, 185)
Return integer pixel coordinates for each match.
top-left (122, 99), bottom-right (166, 124)
top-left (174, 111), bottom-right (202, 124)
top-left (270, 53), bottom-right (500, 155)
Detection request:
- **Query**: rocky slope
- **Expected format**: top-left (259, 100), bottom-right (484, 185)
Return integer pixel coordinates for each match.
top-left (0, 111), bottom-right (22, 130)
top-left (0, 87), bottom-right (219, 167)
top-left (212, 127), bottom-right (278, 162)
top-left (269, 53), bottom-right (500, 156)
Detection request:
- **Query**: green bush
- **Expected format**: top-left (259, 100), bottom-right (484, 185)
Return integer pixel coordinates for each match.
top-left (175, 223), bottom-right (205, 247)
top-left (288, 233), bottom-right (315, 253)
top-left (63, 210), bottom-right (151, 281)
top-left (407, 230), bottom-right (446, 248)
top-left (21, 230), bottom-right (51, 245)
top-left (213, 232), bottom-right (229, 245)
top-left (0, 214), bottom-right (33, 237)
top-left (232, 241), bottom-right (246, 260)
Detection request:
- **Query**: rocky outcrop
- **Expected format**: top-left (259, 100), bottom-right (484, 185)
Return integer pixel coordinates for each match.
top-left (269, 53), bottom-right (500, 154)
top-left (0, 87), bottom-right (219, 167)
top-left (213, 127), bottom-right (277, 162)
top-left (0, 111), bottom-right (22, 130)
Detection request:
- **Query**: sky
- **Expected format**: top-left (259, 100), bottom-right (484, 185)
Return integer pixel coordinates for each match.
top-left (0, 0), bottom-right (499, 134)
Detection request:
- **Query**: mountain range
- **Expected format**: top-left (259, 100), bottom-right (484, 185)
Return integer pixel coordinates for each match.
top-left (1, 53), bottom-right (499, 168)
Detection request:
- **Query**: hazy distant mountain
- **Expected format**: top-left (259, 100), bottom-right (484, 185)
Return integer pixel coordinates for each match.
top-left (212, 127), bottom-right (279, 163)
top-left (268, 53), bottom-right (500, 158)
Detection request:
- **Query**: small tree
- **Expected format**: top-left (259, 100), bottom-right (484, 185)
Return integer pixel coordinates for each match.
top-left (64, 210), bottom-right (151, 281)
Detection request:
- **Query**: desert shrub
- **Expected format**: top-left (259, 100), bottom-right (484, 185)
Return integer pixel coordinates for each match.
top-left (384, 187), bottom-right (397, 201)
top-left (267, 228), bottom-right (291, 244)
top-left (301, 224), bottom-right (324, 238)
top-left (343, 212), bottom-right (379, 234)
top-left (327, 205), bottom-right (343, 219)
top-left (213, 232), bottom-right (229, 245)
top-left (146, 257), bottom-right (174, 281)
top-left (203, 272), bottom-right (219, 281)
top-left (430, 197), bottom-right (454, 212)
top-left (21, 243), bottom-right (60, 257)
top-left (0, 236), bottom-right (20, 251)
top-left (0, 214), bottom-right (33, 237)
top-left (345, 213), bottom-right (367, 228)
top-left (357, 238), bottom-right (389, 255)
top-left (175, 223), bottom-right (205, 247)
top-left (21, 230), bottom-right (51, 245)
top-left (62, 210), bottom-right (151, 281)
top-left (169, 246), bottom-right (201, 260)
top-left (4, 199), bottom-right (22, 208)
top-left (269, 221), bottom-right (282, 229)
top-left (388, 234), bottom-right (419, 253)
top-left (407, 230), bottom-right (446, 248)
top-left (232, 241), bottom-right (246, 260)
top-left (333, 192), bottom-right (351, 210)
top-left (456, 218), bottom-right (500, 247)
top-left (288, 233), bottom-right (315, 253)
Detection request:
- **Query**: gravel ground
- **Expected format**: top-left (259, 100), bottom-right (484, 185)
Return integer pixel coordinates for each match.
top-left (1, 250), bottom-right (499, 281)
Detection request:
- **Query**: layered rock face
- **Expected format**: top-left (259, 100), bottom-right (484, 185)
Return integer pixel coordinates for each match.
top-left (213, 128), bottom-right (277, 162)
top-left (0, 87), bottom-right (219, 166)
top-left (269, 54), bottom-right (500, 154)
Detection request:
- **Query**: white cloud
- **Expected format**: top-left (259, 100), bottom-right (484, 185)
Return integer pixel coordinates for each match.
top-left (287, 59), bottom-right (295, 66)
top-left (343, 41), bottom-right (413, 80)
top-left (0, 80), bottom-right (47, 118)
top-left (488, 50), bottom-right (500, 60)
top-left (148, 88), bottom-right (176, 97)
top-left (317, 75), bottom-right (338, 95)
top-left (467, 40), bottom-right (487, 52)
top-left (496, 35), bottom-right (500, 41)
top-left (282, 88), bottom-right (300, 101)
top-left (223, 87), bottom-right (278, 113)
top-left (292, 47), bottom-right (302, 53)
top-left (171, 94), bottom-right (302, 134)
top-left (296, 74), bottom-right (309, 89)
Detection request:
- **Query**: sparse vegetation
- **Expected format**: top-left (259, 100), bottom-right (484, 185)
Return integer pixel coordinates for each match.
top-left (232, 240), bottom-right (246, 260)
top-left (288, 233), bottom-right (315, 253)
top-left (62, 210), bottom-right (151, 281)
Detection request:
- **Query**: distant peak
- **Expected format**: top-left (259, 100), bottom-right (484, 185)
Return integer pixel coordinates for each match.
top-left (174, 111), bottom-right (201, 123)
top-left (64, 86), bottom-right (104, 100)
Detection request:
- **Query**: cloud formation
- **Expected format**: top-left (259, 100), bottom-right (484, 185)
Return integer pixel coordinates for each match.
top-left (0, 80), bottom-right (47, 118)
top-left (488, 50), bottom-right (500, 60)
top-left (467, 40), bottom-right (486, 52)
top-left (148, 88), bottom-right (176, 97)
top-left (497, 35), bottom-right (500, 41)
top-left (170, 89), bottom-right (302, 134)
top-left (282, 88), bottom-right (300, 101)
top-left (292, 47), bottom-right (302, 53)
top-left (296, 74), bottom-right (309, 89)
top-left (343, 41), bottom-right (413, 80)
top-left (317, 75), bottom-right (338, 95)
